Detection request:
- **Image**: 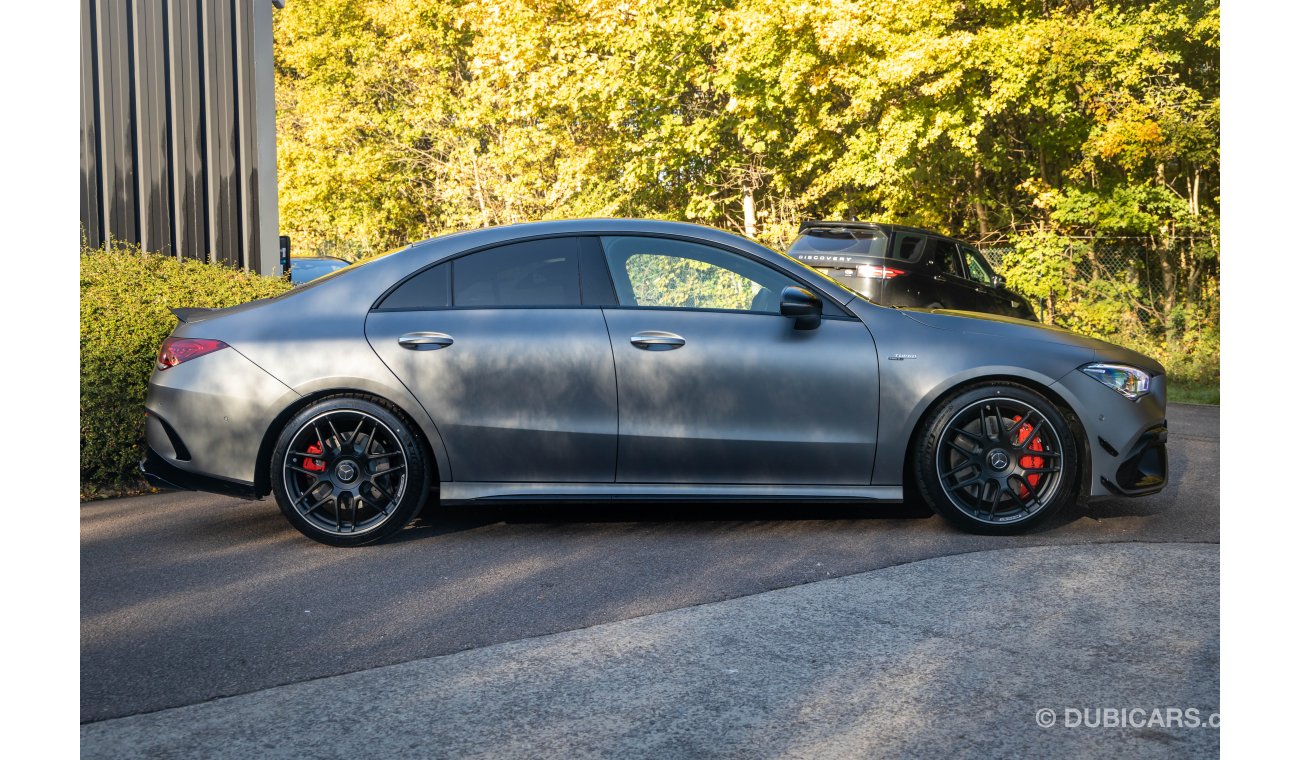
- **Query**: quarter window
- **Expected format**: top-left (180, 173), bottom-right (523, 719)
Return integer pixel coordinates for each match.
top-left (891, 234), bottom-right (926, 262)
top-left (376, 263), bottom-right (450, 310)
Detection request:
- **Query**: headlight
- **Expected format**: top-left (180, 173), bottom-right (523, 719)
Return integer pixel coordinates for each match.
top-left (1080, 363), bottom-right (1151, 400)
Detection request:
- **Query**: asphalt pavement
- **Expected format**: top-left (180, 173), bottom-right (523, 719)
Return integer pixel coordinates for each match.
top-left (81, 403), bottom-right (1219, 728)
top-left (82, 542), bottom-right (1219, 759)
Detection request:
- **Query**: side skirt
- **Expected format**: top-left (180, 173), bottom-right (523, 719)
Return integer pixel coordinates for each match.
top-left (439, 482), bottom-right (904, 504)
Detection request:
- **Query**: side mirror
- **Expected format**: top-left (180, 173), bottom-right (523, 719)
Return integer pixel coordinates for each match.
top-left (990, 274), bottom-right (1006, 289)
top-left (780, 286), bottom-right (822, 330)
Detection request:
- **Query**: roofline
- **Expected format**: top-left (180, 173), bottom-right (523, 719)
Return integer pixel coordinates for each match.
top-left (798, 219), bottom-right (969, 242)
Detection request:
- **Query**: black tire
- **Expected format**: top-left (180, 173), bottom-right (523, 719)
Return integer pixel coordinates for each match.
top-left (912, 382), bottom-right (1079, 534)
top-left (270, 396), bottom-right (430, 546)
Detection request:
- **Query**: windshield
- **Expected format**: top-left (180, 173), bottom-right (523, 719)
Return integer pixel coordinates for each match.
top-left (289, 258), bottom-right (350, 284)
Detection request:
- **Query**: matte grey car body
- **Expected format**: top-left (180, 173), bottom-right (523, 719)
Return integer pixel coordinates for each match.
top-left (141, 219), bottom-right (1168, 542)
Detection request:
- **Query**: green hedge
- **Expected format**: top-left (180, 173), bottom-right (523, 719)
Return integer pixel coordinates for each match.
top-left (80, 245), bottom-right (292, 498)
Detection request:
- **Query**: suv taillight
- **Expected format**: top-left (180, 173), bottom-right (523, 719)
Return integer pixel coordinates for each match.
top-left (156, 337), bottom-right (228, 370)
top-left (862, 265), bottom-right (906, 279)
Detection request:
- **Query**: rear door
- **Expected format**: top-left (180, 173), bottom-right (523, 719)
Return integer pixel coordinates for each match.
top-left (365, 237), bottom-right (618, 483)
top-left (923, 237), bottom-right (976, 310)
top-left (598, 235), bottom-right (880, 485)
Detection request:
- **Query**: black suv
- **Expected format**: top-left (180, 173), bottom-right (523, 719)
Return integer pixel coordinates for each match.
top-left (787, 221), bottom-right (1037, 321)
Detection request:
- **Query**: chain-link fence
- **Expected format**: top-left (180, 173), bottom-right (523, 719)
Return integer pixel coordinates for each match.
top-left (979, 237), bottom-right (1219, 311)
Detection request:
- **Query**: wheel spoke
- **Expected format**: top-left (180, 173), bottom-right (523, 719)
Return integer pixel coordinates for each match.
top-left (1013, 473), bottom-right (1040, 503)
top-left (370, 479), bottom-right (398, 505)
top-left (980, 406), bottom-right (998, 441)
top-left (311, 424), bottom-right (328, 457)
top-left (950, 473), bottom-right (982, 490)
top-left (1012, 415), bottom-right (1046, 450)
top-left (944, 438), bottom-right (979, 459)
top-left (297, 490), bottom-right (331, 516)
top-left (366, 483), bottom-right (392, 514)
top-left (368, 451), bottom-right (401, 461)
top-left (941, 461), bottom-right (977, 478)
top-left (980, 480), bottom-right (999, 518)
top-left (326, 418), bottom-right (344, 454)
top-left (287, 464), bottom-right (321, 479)
top-left (1022, 465), bottom-right (1061, 476)
top-left (1005, 482), bottom-right (1032, 513)
top-left (365, 423), bottom-right (379, 455)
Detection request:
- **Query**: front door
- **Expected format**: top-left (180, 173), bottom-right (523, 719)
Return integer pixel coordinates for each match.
top-left (598, 235), bottom-right (880, 485)
top-left (365, 237), bottom-right (618, 483)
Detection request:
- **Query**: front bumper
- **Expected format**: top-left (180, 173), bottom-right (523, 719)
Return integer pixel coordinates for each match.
top-left (1052, 369), bottom-right (1169, 499)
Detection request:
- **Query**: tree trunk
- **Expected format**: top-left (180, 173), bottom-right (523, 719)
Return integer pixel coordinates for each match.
top-left (973, 161), bottom-right (990, 237)
top-left (742, 183), bottom-right (757, 238)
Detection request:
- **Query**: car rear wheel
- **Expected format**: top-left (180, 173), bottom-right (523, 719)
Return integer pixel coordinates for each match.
top-left (270, 396), bottom-right (429, 546)
top-left (913, 382), bottom-right (1078, 534)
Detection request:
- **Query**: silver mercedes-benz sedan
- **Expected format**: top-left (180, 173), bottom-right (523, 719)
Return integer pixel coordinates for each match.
top-left (141, 219), bottom-right (1168, 545)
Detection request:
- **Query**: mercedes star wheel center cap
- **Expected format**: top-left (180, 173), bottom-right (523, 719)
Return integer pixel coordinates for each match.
top-left (335, 461), bottom-right (359, 483)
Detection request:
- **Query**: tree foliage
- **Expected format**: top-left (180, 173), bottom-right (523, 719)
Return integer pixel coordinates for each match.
top-left (274, 0), bottom-right (1218, 380)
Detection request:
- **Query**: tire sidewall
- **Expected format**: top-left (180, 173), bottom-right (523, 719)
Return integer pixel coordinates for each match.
top-left (271, 396), bottom-right (429, 546)
top-left (913, 382), bottom-right (1079, 535)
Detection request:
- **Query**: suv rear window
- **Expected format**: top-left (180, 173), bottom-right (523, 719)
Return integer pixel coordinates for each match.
top-left (789, 228), bottom-right (889, 259)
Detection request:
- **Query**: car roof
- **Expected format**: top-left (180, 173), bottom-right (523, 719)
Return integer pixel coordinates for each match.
top-left (294, 256), bottom-right (349, 263)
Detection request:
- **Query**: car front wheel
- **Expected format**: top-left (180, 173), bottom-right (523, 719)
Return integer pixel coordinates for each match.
top-left (913, 382), bottom-right (1079, 534)
top-left (270, 396), bottom-right (430, 546)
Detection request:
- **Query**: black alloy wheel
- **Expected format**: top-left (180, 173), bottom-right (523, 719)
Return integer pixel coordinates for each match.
top-left (914, 382), bottom-right (1079, 534)
top-left (271, 396), bottom-right (429, 546)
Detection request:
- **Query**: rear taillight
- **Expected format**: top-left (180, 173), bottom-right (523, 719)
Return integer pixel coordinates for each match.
top-left (862, 265), bottom-right (906, 279)
top-left (156, 337), bottom-right (228, 370)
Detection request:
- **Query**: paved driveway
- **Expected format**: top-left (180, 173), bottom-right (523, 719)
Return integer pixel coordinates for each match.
top-left (81, 404), bottom-right (1218, 723)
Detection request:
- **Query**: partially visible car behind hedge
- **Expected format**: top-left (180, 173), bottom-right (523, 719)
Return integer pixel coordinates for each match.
top-left (80, 245), bottom-right (292, 498)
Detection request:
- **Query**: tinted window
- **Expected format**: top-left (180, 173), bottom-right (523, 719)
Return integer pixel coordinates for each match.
top-left (602, 236), bottom-right (802, 314)
top-left (789, 228), bottom-right (888, 259)
top-left (377, 263), bottom-right (450, 310)
top-left (927, 239), bottom-right (964, 277)
top-left (961, 246), bottom-right (994, 285)
top-left (891, 234), bottom-right (926, 263)
top-left (453, 238), bottom-right (581, 307)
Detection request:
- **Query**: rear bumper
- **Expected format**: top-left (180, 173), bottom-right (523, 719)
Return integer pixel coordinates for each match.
top-left (140, 447), bottom-right (260, 500)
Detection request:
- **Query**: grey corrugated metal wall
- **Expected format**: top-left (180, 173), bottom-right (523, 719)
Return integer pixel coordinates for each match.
top-left (80, 0), bottom-right (280, 275)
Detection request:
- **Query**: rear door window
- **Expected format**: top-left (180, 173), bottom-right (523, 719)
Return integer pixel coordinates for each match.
top-left (452, 238), bottom-right (582, 307)
top-left (927, 238), bottom-right (965, 277)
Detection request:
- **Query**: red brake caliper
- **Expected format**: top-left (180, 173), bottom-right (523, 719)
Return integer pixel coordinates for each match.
top-left (1010, 416), bottom-right (1045, 499)
top-left (303, 442), bottom-right (326, 473)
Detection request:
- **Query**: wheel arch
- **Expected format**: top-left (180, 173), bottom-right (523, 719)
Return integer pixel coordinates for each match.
top-left (898, 373), bottom-right (1090, 504)
top-left (253, 387), bottom-right (446, 497)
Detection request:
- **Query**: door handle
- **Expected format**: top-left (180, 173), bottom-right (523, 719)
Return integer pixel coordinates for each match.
top-left (398, 331), bottom-right (454, 350)
top-left (629, 331), bottom-right (685, 351)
